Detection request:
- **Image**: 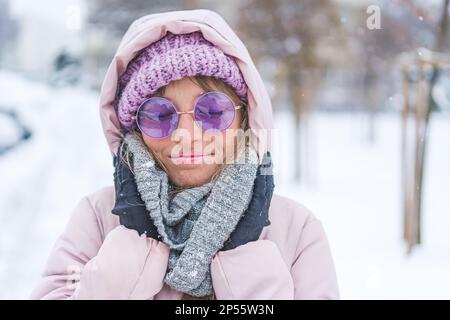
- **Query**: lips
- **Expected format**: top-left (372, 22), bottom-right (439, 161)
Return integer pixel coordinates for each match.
top-left (169, 152), bottom-right (215, 165)
top-left (170, 152), bottom-right (212, 157)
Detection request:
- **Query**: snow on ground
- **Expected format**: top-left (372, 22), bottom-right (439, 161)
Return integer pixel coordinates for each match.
top-left (0, 71), bottom-right (112, 299)
top-left (273, 110), bottom-right (450, 299)
top-left (1, 71), bottom-right (449, 299)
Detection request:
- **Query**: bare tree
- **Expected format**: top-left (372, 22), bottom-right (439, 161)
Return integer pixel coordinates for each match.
top-left (237, 0), bottom-right (343, 181)
top-left (401, 0), bottom-right (449, 253)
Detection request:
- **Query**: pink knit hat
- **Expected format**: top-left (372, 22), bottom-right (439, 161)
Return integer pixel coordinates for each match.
top-left (116, 31), bottom-right (248, 131)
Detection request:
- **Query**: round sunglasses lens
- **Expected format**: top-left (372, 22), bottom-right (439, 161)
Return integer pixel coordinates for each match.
top-left (194, 92), bottom-right (236, 131)
top-left (137, 97), bottom-right (177, 138)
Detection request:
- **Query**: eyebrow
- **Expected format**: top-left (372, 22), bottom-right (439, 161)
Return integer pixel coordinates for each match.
top-left (159, 90), bottom-right (205, 97)
top-left (160, 91), bottom-right (207, 109)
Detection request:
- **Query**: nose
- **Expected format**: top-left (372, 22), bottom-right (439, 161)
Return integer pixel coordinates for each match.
top-left (176, 112), bottom-right (202, 142)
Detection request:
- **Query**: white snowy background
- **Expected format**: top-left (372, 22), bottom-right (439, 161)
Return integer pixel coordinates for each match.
top-left (1, 70), bottom-right (449, 299)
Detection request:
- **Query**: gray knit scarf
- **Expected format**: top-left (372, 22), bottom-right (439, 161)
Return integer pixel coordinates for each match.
top-left (123, 133), bottom-right (259, 297)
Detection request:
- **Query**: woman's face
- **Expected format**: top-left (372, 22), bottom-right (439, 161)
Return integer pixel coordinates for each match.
top-left (141, 77), bottom-right (242, 188)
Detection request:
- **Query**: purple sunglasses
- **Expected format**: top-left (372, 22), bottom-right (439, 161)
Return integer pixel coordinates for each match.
top-left (131, 91), bottom-right (243, 139)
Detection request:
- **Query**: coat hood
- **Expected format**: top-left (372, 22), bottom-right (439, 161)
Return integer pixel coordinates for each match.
top-left (99, 9), bottom-right (273, 160)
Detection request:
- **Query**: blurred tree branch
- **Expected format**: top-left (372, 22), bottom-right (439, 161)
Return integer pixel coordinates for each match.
top-left (237, 0), bottom-right (344, 181)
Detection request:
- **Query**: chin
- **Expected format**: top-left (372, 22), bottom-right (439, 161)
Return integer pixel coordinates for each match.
top-left (168, 166), bottom-right (217, 188)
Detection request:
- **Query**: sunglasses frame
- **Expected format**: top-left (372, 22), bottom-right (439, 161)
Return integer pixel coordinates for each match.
top-left (131, 91), bottom-right (243, 139)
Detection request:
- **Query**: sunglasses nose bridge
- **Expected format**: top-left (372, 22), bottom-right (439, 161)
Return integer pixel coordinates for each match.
top-left (176, 110), bottom-right (195, 115)
top-left (175, 110), bottom-right (202, 139)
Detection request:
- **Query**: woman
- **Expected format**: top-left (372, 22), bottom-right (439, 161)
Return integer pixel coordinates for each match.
top-left (30, 9), bottom-right (339, 300)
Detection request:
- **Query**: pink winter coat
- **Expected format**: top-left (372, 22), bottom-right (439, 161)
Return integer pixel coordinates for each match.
top-left (30, 9), bottom-right (339, 300)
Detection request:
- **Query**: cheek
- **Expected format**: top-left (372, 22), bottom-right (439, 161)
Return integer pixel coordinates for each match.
top-left (141, 135), bottom-right (168, 156)
top-left (222, 111), bottom-right (244, 158)
top-left (202, 110), bottom-right (243, 154)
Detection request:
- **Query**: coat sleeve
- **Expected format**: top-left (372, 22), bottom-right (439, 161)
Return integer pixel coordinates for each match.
top-left (289, 218), bottom-right (339, 299)
top-left (210, 217), bottom-right (339, 300)
top-left (29, 196), bottom-right (170, 300)
top-left (211, 240), bottom-right (294, 299)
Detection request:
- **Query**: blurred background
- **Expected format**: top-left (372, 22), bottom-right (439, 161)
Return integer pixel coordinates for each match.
top-left (1, 0), bottom-right (449, 299)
